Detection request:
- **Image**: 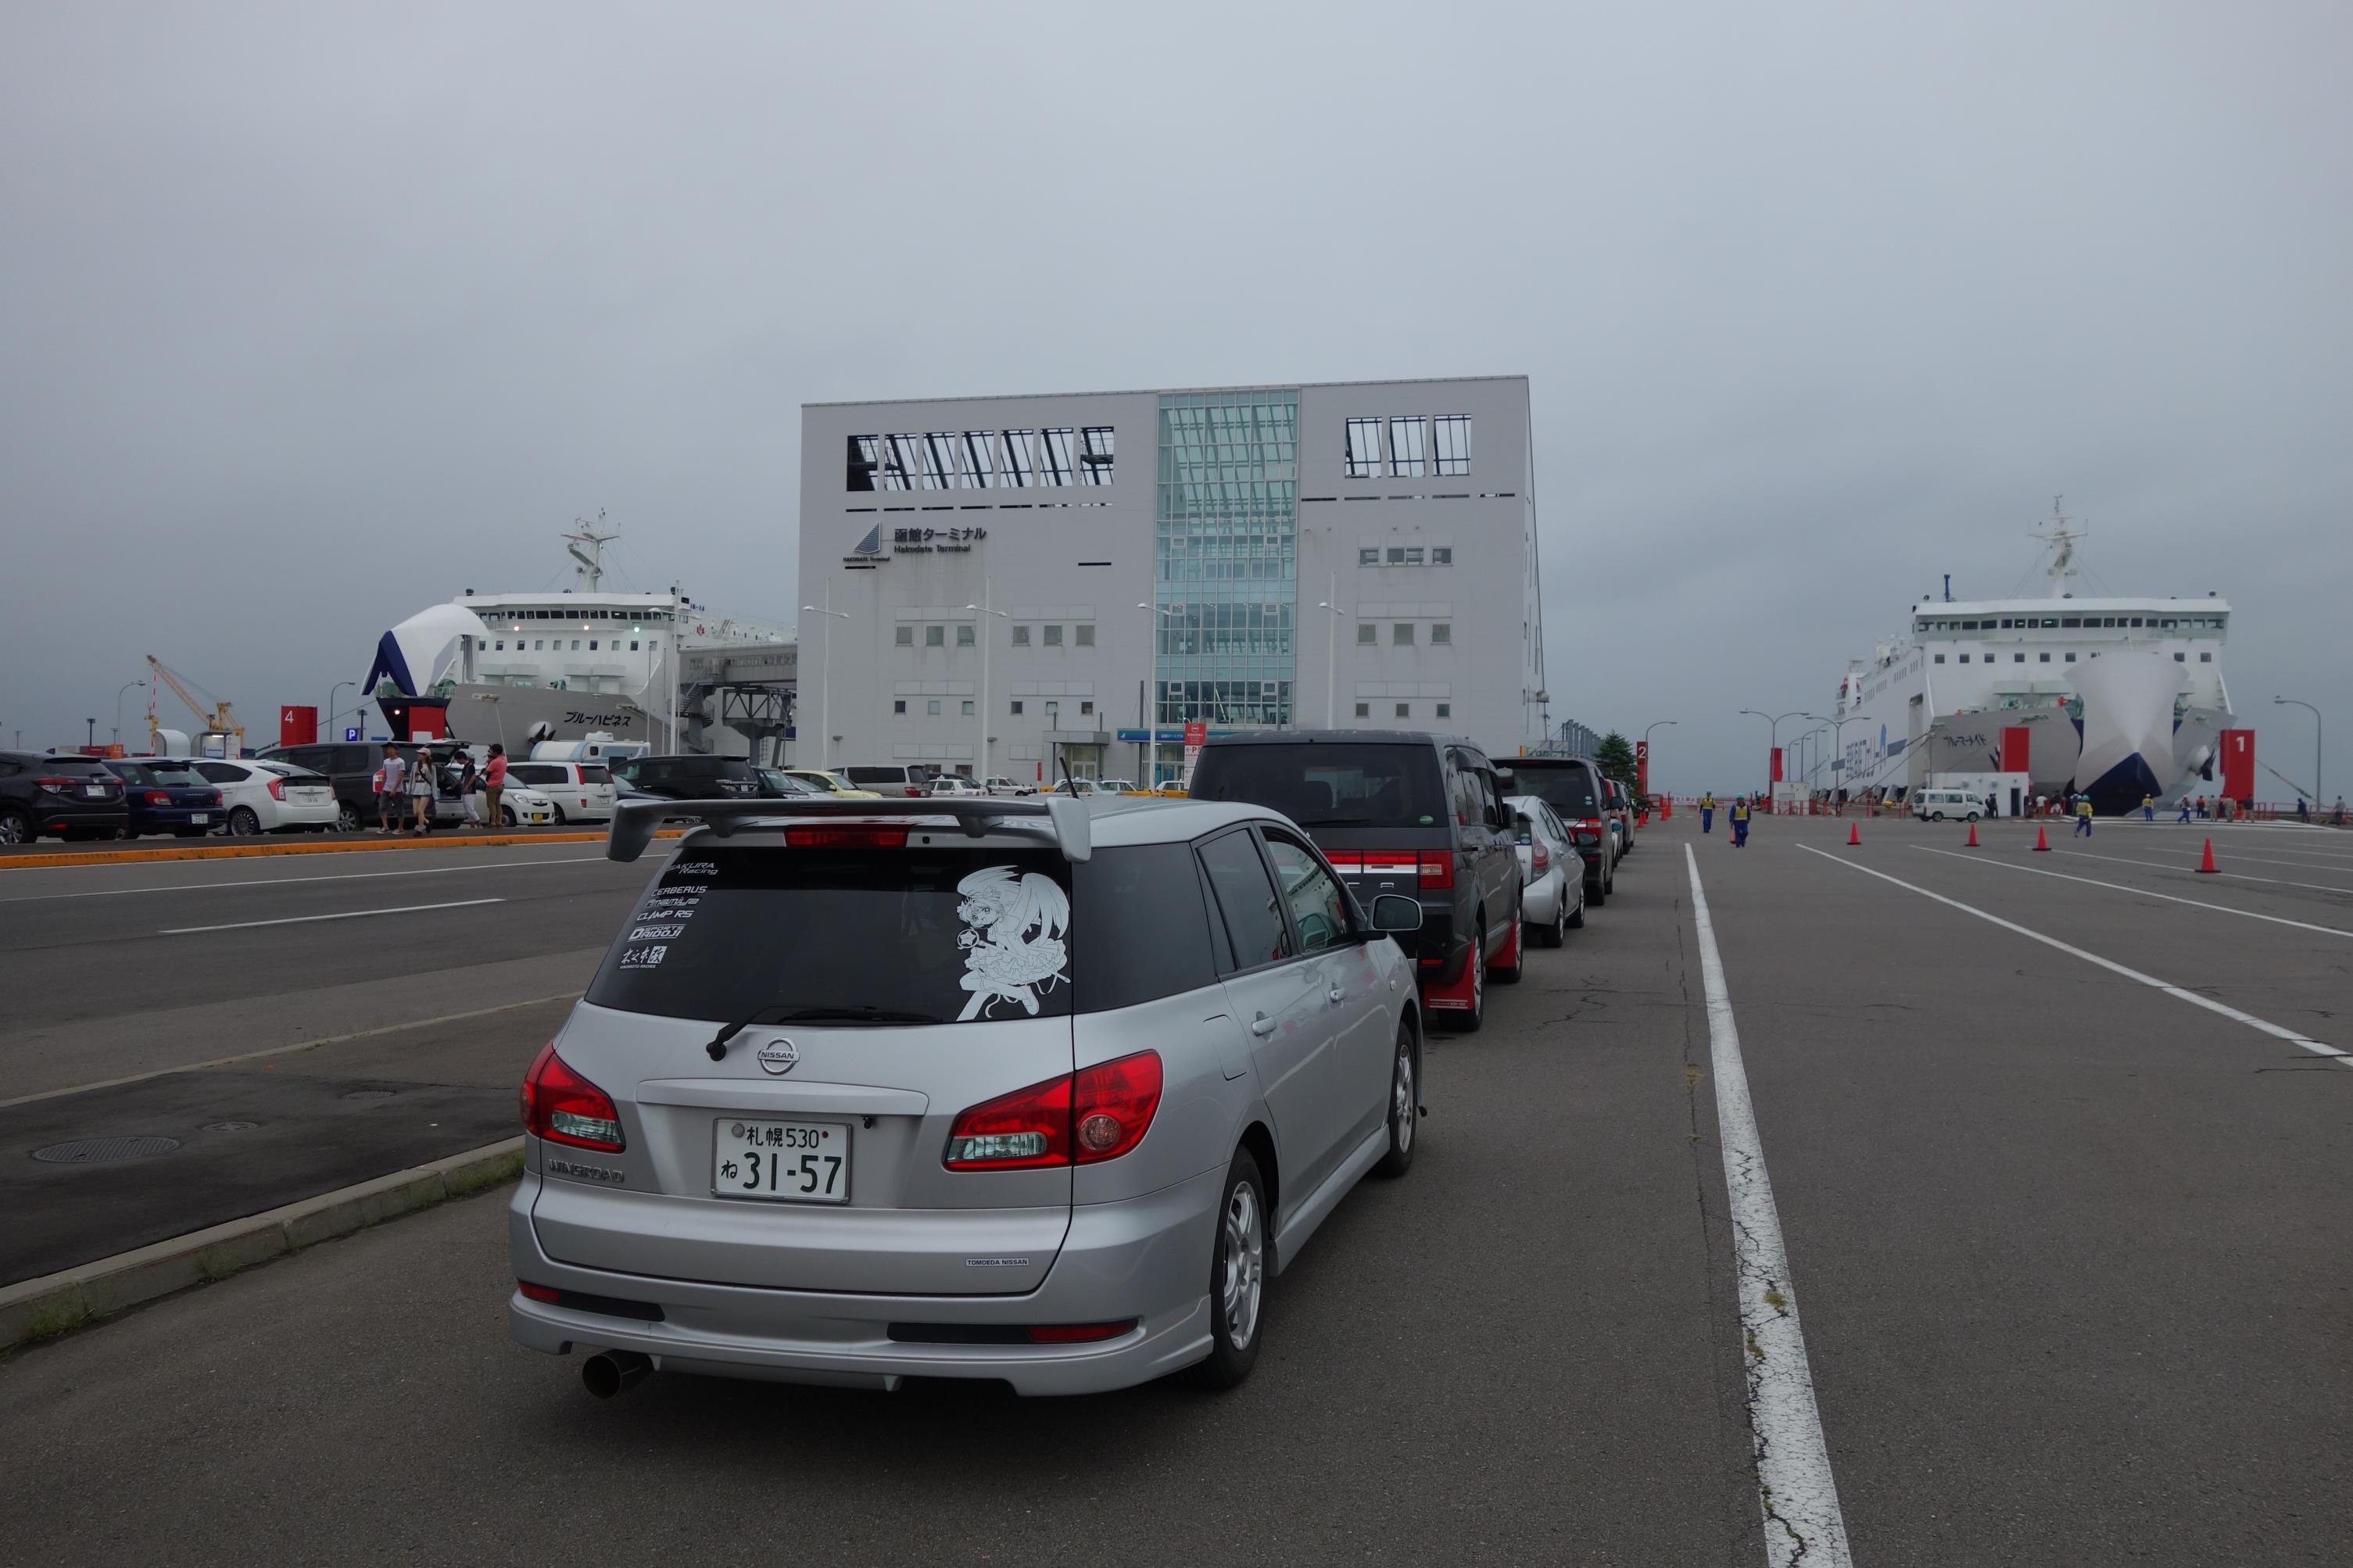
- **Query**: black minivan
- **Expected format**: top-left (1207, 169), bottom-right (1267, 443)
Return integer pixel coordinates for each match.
top-left (1495, 757), bottom-right (1615, 905)
top-left (1190, 731), bottom-right (1524, 1031)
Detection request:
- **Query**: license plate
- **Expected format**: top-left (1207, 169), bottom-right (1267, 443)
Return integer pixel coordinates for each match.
top-left (712, 1119), bottom-right (850, 1204)
top-left (84, 786), bottom-right (104, 798)
top-left (189, 814), bottom-right (208, 825)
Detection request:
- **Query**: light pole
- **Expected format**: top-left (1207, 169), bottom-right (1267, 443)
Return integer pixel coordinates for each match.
top-left (1137, 602), bottom-right (1185, 786)
top-left (2274, 696), bottom-right (2321, 811)
top-left (1802, 713), bottom-right (1872, 810)
top-left (1315, 575), bottom-right (1352, 727)
top-left (801, 587), bottom-right (849, 772)
top-left (1738, 709), bottom-right (1807, 800)
top-left (114, 680), bottom-right (145, 749)
top-left (964, 579), bottom-right (1009, 782)
top-left (326, 680), bottom-right (354, 740)
top-left (1642, 719), bottom-right (1677, 798)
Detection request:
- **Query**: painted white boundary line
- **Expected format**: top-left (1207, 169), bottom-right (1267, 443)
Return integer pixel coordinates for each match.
top-left (160, 897), bottom-right (503, 934)
top-left (1685, 844), bottom-right (1854, 1567)
top-left (1802, 847), bottom-right (2351, 1069)
top-left (0, 854), bottom-right (608, 904)
top-left (1913, 847), bottom-right (2353, 939)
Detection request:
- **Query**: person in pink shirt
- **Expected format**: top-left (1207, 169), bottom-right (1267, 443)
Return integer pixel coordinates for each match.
top-left (482, 744), bottom-right (507, 829)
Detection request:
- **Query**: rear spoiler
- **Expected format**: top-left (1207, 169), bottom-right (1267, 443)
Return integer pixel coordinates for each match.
top-left (606, 795), bottom-right (1094, 865)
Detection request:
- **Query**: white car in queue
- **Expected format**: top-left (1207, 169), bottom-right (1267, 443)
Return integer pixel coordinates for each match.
top-left (1506, 793), bottom-right (1585, 947)
top-left (510, 793), bottom-right (1429, 1399)
top-left (183, 757), bottom-right (340, 836)
top-left (504, 761), bottom-right (618, 824)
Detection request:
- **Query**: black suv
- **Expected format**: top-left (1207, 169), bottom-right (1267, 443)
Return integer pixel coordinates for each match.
top-left (0, 753), bottom-right (130, 844)
top-left (611, 754), bottom-right (768, 800)
top-left (1495, 757), bottom-right (1616, 905)
top-left (1189, 730), bottom-right (1524, 1030)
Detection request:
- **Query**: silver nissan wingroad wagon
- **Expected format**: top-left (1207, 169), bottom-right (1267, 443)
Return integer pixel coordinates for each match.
top-left (510, 793), bottom-right (1428, 1398)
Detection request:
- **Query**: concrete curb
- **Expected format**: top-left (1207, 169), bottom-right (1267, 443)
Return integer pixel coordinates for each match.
top-left (0, 1137), bottom-right (525, 1352)
top-left (0, 828), bottom-right (691, 871)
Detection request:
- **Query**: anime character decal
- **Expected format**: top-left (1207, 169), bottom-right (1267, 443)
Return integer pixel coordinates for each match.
top-left (954, 865), bottom-right (1071, 1020)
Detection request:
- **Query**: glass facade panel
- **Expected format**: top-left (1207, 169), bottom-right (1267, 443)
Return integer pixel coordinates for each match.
top-left (1154, 392), bottom-right (1298, 727)
top-left (1345, 418), bottom-right (1382, 478)
top-left (1040, 428), bottom-right (1076, 485)
top-left (920, 432), bottom-right (957, 489)
top-left (882, 435), bottom-right (919, 490)
top-left (960, 431), bottom-right (997, 487)
top-left (1388, 416), bottom-right (1427, 477)
top-left (1001, 431), bottom-right (1038, 487)
top-left (1080, 426), bottom-right (1116, 485)
top-left (1433, 415), bottom-right (1470, 475)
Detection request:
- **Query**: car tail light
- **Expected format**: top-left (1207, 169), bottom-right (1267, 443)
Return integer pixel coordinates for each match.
top-left (1321, 850), bottom-right (1363, 868)
top-left (36, 775), bottom-right (91, 793)
top-left (904, 786), bottom-right (923, 797)
top-left (1026, 1320), bottom-right (1137, 1343)
top-left (145, 791), bottom-right (171, 806)
top-left (1417, 851), bottom-right (1454, 888)
top-left (521, 1042), bottom-right (625, 1151)
top-left (1531, 843), bottom-right (1549, 872)
top-left (943, 1051), bottom-right (1162, 1170)
top-left (786, 825), bottom-right (908, 849)
top-left (267, 776), bottom-right (286, 800)
top-left (517, 1280), bottom-right (562, 1304)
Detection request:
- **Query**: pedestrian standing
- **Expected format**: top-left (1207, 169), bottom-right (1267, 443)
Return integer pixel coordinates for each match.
top-left (2141, 793), bottom-right (2155, 822)
top-left (2297, 797), bottom-right (2310, 824)
top-left (376, 743), bottom-right (406, 833)
top-left (1728, 795), bottom-right (1751, 847)
top-left (1699, 791), bottom-right (1716, 834)
top-left (2176, 796), bottom-right (2192, 823)
top-left (2333, 795), bottom-right (2347, 827)
top-left (408, 749), bottom-right (437, 834)
top-left (2074, 794), bottom-right (2094, 837)
top-left (457, 752), bottom-right (482, 825)
top-left (482, 743), bottom-right (507, 829)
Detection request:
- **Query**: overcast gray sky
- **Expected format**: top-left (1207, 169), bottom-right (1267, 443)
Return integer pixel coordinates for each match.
top-left (4, 2), bottom-right (2346, 795)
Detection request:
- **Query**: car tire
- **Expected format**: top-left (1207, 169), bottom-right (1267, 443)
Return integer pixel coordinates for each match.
top-left (1931, 811), bottom-right (1946, 822)
top-left (1966, 811), bottom-right (1981, 822)
top-left (0, 807), bottom-right (29, 846)
top-left (1454, 931), bottom-right (1485, 1032)
top-left (335, 802), bottom-right (360, 832)
top-left (553, 804), bottom-right (568, 825)
top-left (1567, 888), bottom-right (1585, 929)
top-left (1535, 890), bottom-right (1565, 947)
top-left (227, 807), bottom-right (262, 836)
top-left (1587, 874), bottom-right (1606, 908)
top-left (1489, 908), bottom-right (1522, 984)
top-left (1185, 1149), bottom-right (1269, 1390)
top-left (1374, 1020), bottom-right (1418, 1178)
top-left (502, 807), bottom-right (518, 828)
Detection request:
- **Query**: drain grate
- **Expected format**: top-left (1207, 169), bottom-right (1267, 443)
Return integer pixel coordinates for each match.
top-left (33, 1135), bottom-right (183, 1164)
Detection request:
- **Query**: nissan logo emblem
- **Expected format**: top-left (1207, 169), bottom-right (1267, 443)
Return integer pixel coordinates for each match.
top-left (755, 1038), bottom-right (799, 1076)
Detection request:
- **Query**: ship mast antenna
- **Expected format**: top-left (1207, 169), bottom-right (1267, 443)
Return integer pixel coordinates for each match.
top-left (562, 510), bottom-right (619, 592)
top-left (2031, 495), bottom-right (2088, 595)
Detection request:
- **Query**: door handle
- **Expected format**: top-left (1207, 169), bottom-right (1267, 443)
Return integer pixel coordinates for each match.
top-left (1327, 987), bottom-right (1345, 1004)
top-left (1250, 1013), bottom-right (1277, 1037)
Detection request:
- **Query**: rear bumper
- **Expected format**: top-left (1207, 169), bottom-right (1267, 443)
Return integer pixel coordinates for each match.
top-left (1521, 871), bottom-right (1562, 925)
top-left (507, 1163), bottom-right (1224, 1396)
top-left (23, 800), bottom-right (128, 835)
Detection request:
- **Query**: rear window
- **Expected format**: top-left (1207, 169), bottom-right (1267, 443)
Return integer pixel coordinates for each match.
top-left (41, 758), bottom-right (114, 775)
top-left (844, 766), bottom-right (911, 786)
top-left (578, 765), bottom-right (609, 784)
top-left (111, 761), bottom-right (205, 786)
top-left (1498, 762), bottom-right (1600, 817)
top-left (1189, 743), bottom-right (1445, 831)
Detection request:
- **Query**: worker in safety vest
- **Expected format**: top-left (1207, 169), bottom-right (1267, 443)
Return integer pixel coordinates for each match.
top-left (2074, 794), bottom-right (2094, 837)
top-left (1728, 796), bottom-right (1752, 847)
top-left (1699, 792), bottom-right (1717, 834)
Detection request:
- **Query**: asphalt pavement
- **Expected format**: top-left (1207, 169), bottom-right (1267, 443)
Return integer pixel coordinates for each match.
top-left (1, 813), bottom-right (2348, 1565)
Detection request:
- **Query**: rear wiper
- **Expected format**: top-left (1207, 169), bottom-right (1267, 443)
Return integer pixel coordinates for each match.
top-left (703, 1004), bottom-right (944, 1061)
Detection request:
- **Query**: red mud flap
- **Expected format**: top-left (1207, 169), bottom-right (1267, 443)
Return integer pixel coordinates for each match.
top-left (1421, 949), bottom-right (1478, 1012)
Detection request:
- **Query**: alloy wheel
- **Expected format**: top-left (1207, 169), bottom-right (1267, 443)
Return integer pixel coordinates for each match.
top-left (1392, 1044), bottom-right (1416, 1155)
top-left (1221, 1181), bottom-right (1264, 1351)
top-left (0, 812), bottom-right (25, 846)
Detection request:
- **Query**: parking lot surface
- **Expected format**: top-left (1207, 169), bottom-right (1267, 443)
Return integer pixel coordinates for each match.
top-left (2, 814), bottom-right (2348, 1565)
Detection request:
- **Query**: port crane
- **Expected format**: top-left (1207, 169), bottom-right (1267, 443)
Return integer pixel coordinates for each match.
top-left (145, 655), bottom-right (245, 754)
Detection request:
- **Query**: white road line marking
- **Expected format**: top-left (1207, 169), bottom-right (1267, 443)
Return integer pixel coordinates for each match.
top-left (1912, 847), bottom-right (2353, 939)
top-left (2053, 846), bottom-right (2353, 892)
top-left (0, 854), bottom-right (613, 904)
top-left (1802, 847), bottom-right (2351, 1068)
top-left (1685, 844), bottom-right (1854, 1568)
top-left (0, 992), bottom-right (583, 1110)
top-left (160, 898), bottom-right (504, 934)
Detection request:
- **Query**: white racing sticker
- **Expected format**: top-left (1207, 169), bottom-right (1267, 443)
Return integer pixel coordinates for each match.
top-left (671, 862), bottom-right (718, 876)
top-left (629, 924), bottom-right (687, 940)
top-left (954, 866), bottom-right (1070, 1021)
top-left (618, 944), bottom-right (668, 969)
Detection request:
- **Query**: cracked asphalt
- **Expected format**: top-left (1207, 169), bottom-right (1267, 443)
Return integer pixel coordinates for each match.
top-left (2, 814), bottom-right (2348, 1565)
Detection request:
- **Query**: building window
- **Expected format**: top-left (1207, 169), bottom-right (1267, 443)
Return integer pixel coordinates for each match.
top-left (1388, 416), bottom-right (1427, 478)
top-left (571, 640), bottom-right (582, 650)
top-left (1435, 703), bottom-right (1451, 719)
top-left (847, 435), bottom-right (883, 491)
top-left (883, 435), bottom-right (919, 490)
top-left (1080, 700), bottom-right (1094, 716)
top-left (1934, 654), bottom-right (1945, 664)
top-left (959, 431), bottom-right (997, 488)
top-left (920, 432), bottom-right (958, 489)
top-left (1039, 428), bottom-right (1076, 485)
top-left (589, 640), bottom-right (598, 650)
top-left (1012, 625), bottom-right (1031, 646)
top-left (1431, 546), bottom-right (1452, 565)
top-left (493, 640), bottom-right (503, 650)
top-left (1356, 622), bottom-right (1377, 646)
top-left (1044, 700), bottom-right (1059, 724)
top-left (1433, 415), bottom-right (1470, 475)
top-left (2065, 653), bottom-right (2076, 662)
top-left (1080, 426), bottom-right (1115, 485)
top-left (926, 625), bottom-right (945, 648)
top-left (534, 639), bottom-right (544, 650)
top-left (926, 699), bottom-right (941, 716)
top-left (1358, 547), bottom-right (1379, 566)
top-left (956, 624), bottom-right (976, 647)
top-left (629, 640), bottom-right (639, 651)
top-left (896, 625), bottom-right (914, 646)
top-left (1355, 702), bottom-right (1370, 718)
top-left (1387, 547), bottom-right (1406, 564)
top-left (1074, 624), bottom-right (1094, 646)
top-left (2013, 653), bottom-right (2025, 663)
top-left (1393, 623), bottom-right (1414, 646)
top-left (1431, 623), bottom-right (1451, 646)
top-left (961, 700), bottom-right (975, 715)
top-left (1957, 654), bottom-right (1969, 663)
top-left (1044, 625), bottom-right (1063, 647)
top-left (1010, 700), bottom-right (1023, 715)
top-left (1395, 703), bottom-right (1411, 719)
top-left (1001, 430), bottom-right (1038, 488)
top-left (2200, 652), bottom-right (2212, 662)
top-left (1402, 546), bottom-right (1424, 564)
top-left (2040, 653), bottom-right (2050, 662)
top-left (1345, 418), bottom-right (1382, 478)
top-left (894, 700), bottom-right (907, 714)
top-left (2174, 652), bottom-right (2186, 662)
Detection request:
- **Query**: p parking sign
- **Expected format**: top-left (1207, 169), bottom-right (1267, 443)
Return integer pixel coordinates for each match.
top-left (344, 726), bottom-right (361, 743)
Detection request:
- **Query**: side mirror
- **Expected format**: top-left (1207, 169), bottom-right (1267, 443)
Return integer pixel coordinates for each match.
top-left (1370, 894), bottom-right (1424, 935)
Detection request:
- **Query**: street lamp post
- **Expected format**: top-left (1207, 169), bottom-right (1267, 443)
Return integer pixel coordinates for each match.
top-left (115, 680), bottom-right (146, 750)
top-left (1801, 713), bottom-right (1872, 811)
top-left (800, 586), bottom-right (850, 772)
top-left (1315, 575), bottom-right (1352, 728)
top-left (1737, 709), bottom-right (1807, 804)
top-left (964, 580), bottom-right (1009, 782)
top-left (2273, 696), bottom-right (2321, 812)
top-left (326, 680), bottom-right (354, 741)
top-left (1641, 719), bottom-right (1677, 798)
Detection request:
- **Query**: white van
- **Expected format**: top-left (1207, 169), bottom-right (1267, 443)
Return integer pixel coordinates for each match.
top-left (1912, 788), bottom-right (1988, 822)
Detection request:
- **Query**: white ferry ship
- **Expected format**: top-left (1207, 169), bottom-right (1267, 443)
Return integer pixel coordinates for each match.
top-left (1828, 504), bottom-right (2235, 813)
top-left (361, 521), bottom-right (790, 751)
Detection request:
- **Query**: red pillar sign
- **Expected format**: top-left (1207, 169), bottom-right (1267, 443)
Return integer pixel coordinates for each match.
top-left (279, 705), bottom-right (318, 747)
top-left (1770, 746), bottom-right (1784, 784)
top-left (2219, 729), bottom-right (2254, 804)
top-left (2000, 726), bottom-right (2031, 774)
top-left (1635, 740), bottom-right (1649, 797)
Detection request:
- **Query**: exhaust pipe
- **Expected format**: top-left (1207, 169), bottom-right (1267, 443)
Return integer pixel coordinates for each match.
top-left (581, 1349), bottom-right (654, 1399)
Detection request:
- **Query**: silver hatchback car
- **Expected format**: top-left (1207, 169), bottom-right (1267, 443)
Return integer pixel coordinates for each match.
top-left (510, 794), bottom-right (1427, 1398)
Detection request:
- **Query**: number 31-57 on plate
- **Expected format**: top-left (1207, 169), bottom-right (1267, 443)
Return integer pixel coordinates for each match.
top-left (711, 1119), bottom-right (849, 1204)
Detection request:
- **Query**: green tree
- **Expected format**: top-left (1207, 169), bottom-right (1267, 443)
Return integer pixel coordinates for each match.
top-left (1594, 730), bottom-right (1638, 786)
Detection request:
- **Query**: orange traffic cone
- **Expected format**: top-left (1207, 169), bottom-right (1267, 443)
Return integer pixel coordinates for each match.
top-left (2032, 825), bottom-right (2050, 852)
top-left (1966, 821), bottom-right (1980, 847)
top-left (2197, 837), bottom-right (2219, 874)
top-left (1847, 822), bottom-right (1861, 847)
